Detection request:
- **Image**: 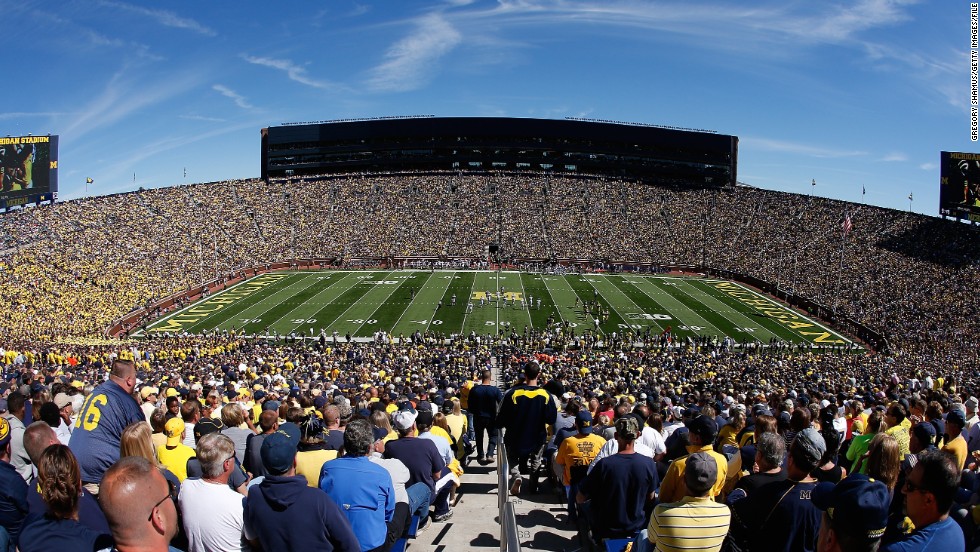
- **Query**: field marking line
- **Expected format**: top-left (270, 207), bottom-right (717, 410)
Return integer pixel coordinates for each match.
top-left (459, 270), bottom-right (479, 333)
top-left (310, 270), bottom-right (399, 335)
top-left (538, 274), bottom-right (568, 326)
top-left (667, 279), bottom-right (773, 341)
top-left (601, 275), bottom-right (666, 334)
top-left (628, 277), bottom-right (725, 337)
top-left (729, 281), bottom-right (852, 345)
top-left (254, 271), bottom-right (348, 334)
top-left (145, 272), bottom-right (300, 333)
top-left (389, 272), bottom-right (437, 334)
top-left (685, 279), bottom-right (789, 342)
top-left (424, 271), bottom-right (457, 333)
top-left (350, 272), bottom-right (419, 336)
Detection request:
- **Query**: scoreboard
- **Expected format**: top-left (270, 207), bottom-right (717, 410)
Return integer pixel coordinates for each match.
top-left (940, 151), bottom-right (980, 222)
top-left (0, 134), bottom-right (58, 209)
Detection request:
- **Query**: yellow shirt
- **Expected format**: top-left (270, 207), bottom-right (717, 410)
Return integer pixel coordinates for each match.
top-left (659, 445), bottom-right (729, 503)
top-left (156, 444), bottom-right (196, 482)
top-left (943, 434), bottom-right (968, 471)
top-left (556, 433), bottom-right (605, 485)
top-left (295, 449), bottom-right (338, 487)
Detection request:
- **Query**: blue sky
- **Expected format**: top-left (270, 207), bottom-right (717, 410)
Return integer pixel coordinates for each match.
top-left (0, 0), bottom-right (971, 215)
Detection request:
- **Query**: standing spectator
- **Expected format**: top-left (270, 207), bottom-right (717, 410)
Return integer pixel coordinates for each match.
top-left (17, 445), bottom-right (113, 552)
top-left (179, 433), bottom-right (248, 552)
top-left (469, 369), bottom-right (502, 465)
top-left (577, 416), bottom-right (659, 548)
top-left (882, 450), bottom-right (964, 551)
top-left (0, 417), bottom-right (27, 550)
top-left (220, 404), bottom-right (254, 465)
top-left (139, 386), bottom-right (159, 424)
top-left (243, 424), bottom-right (359, 551)
top-left (635, 452), bottom-right (730, 552)
top-left (555, 411), bottom-right (605, 524)
top-left (727, 432), bottom-right (787, 504)
top-left (69, 359), bottom-right (144, 492)
top-left (244, 410), bottom-right (277, 478)
top-left (2, 392), bottom-right (30, 482)
top-left (319, 419), bottom-right (396, 552)
top-left (119, 422), bottom-right (181, 494)
top-left (383, 406), bottom-right (450, 522)
top-left (180, 400), bottom-right (201, 450)
top-left (99, 456), bottom-right (180, 552)
top-left (52, 393), bottom-right (74, 446)
top-left (496, 361), bottom-right (558, 495)
top-left (812, 474), bottom-right (891, 552)
top-left (728, 428), bottom-right (827, 552)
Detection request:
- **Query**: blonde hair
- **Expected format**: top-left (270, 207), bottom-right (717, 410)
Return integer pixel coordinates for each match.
top-left (120, 421), bottom-right (162, 467)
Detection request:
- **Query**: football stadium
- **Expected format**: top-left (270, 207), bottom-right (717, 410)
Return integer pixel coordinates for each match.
top-left (2, 112), bottom-right (979, 551)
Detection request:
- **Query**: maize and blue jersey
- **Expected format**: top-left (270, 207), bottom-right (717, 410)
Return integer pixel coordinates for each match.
top-left (68, 380), bottom-right (144, 483)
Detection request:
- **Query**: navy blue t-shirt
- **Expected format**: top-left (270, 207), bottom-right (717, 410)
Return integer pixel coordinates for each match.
top-left (69, 380), bottom-right (144, 483)
top-left (17, 514), bottom-right (113, 552)
top-left (468, 384), bottom-right (503, 419)
top-left (0, 460), bottom-right (28, 545)
top-left (383, 437), bottom-right (445, 490)
top-left (26, 482), bottom-right (109, 535)
top-left (579, 453), bottom-right (659, 539)
top-left (730, 478), bottom-right (821, 552)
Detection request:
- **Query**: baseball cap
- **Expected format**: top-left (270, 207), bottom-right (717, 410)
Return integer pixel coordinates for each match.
top-left (416, 409), bottom-right (434, 428)
top-left (793, 428), bottom-right (827, 465)
top-left (0, 399), bottom-right (7, 413)
top-left (684, 452), bottom-right (717, 495)
top-left (0, 417), bottom-right (10, 449)
top-left (912, 422), bottom-right (936, 447)
top-left (194, 417), bottom-right (224, 441)
top-left (263, 400), bottom-right (281, 412)
top-left (576, 411), bottom-right (593, 434)
top-left (812, 473), bottom-right (889, 542)
top-left (947, 409), bottom-right (967, 428)
top-left (165, 388), bottom-right (180, 398)
top-left (686, 415), bottom-right (718, 441)
top-left (164, 418), bottom-right (185, 447)
top-left (261, 424), bottom-right (301, 475)
top-left (614, 416), bottom-right (640, 441)
top-left (53, 393), bottom-right (72, 409)
top-left (372, 426), bottom-right (389, 442)
top-left (967, 397), bottom-right (979, 410)
top-left (140, 386), bottom-right (159, 400)
top-left (392, 406), bottom-right (418, 431)
top-left (254, 390), bottom-right (267, 401)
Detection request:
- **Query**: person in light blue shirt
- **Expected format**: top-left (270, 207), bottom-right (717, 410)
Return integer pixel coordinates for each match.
top-left (883, 450), bottom-right (965, 551)
top-left (320, 419), bottom-right (395, 552)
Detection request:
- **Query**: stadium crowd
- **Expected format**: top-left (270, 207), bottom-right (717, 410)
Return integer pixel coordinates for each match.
top-left (0, 171), bottom-right (978, 550)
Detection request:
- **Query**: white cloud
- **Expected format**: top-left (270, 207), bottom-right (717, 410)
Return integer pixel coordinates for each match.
top-left (920, 162), bottom-right (938, 170)
top-left (99, 1), bottom-right (216, 36)
top-left (179, 114), bottom-right (226, 123)
top-left (242, 55), bottom-right (335, 90)
top-left (741, 136), bottom-right (868, 158)
top-left (212, 85), bottom-right (253, 110)
top-left (880, 152), bottom-right (907, 162)
top-left (365, 13), bottom-right (462, 92)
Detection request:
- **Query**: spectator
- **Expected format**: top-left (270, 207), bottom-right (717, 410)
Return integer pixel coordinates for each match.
top-left (69, 359), bottom-right (144, 492)
top-left (635, 452), bottom-right (730, 552)
top-left (383, 406), bottom-right (451, 522)
top-left (727, 432), bottom-right (787, 504)
top-left (2, 392), bottom-right (30, 482)
top-left (319, 418), bottom-right (396, 552)
top-left (942, 409), bottom-right (968, 472)
top-left (659, 415), bottom-right (728, 502)
top-left (296, 413), bottom-right (338, 487)
top-left (99, 456), bottom-right (180, 552)
top-left (244, 410), bottom-right (277, 477)
top-left (496, 361), bottom-right (558, 495)
top-left (468, 369), bottom-right (503, 465)
top-left (555, 410), bottom-right (605, 525)
top-left (17, 445), bottom-right (113, 552)
top-left (243, 424), bottom-right (359, 551)
top-left (577, 416), bottom-right (659, 548)
top-left (178, 433), bottom-right (248, 552)
top-left (812, 473), bottom-right (891, 552)
top-left (0, 417), bottom-right (27, 550)
top-left (883, 450), bottom-right (964, 551)
top-left (156, 418), bottom-right (195, 482)
top-left (119, 421), bottom-right (181, 493)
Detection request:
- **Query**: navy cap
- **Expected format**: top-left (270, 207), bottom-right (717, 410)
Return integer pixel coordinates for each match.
top-left (947, 409), bottom-right (967, 428)
top-left (372, 426), bottom-right (389, 442)
top-left (685, 415), bottom-right (718, 441)
top-left (261, 423), bottom-right (301, 475)
top-left (576, 411), bottom-right (593, 434)
top-left (912, 422), bottom-right (937, 446)
top-left (254, 390), bottom-right (267, 401)
top-left (812, 473), bottom-right (889, 541)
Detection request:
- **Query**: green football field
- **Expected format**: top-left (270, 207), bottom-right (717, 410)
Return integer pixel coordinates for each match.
top-left (136, 270), bottom-right (858, 349)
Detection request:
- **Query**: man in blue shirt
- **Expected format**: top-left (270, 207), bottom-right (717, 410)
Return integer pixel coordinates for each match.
top-left (883, 450), bottom-right (965, 551)
top-left (0, 417), bottom-right (28, 549)
top-left (468, 369), bottom-right (503, 464)
top-left (69, 359), bottom-right (145, 490)
top-left (320, 419), bottom-right (396, 552)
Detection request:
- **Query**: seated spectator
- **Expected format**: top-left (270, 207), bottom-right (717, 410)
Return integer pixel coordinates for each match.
top-left (383, 406), bottom-right (450, 523)
top-left (635, 452), bottom-right (730, 552)
top-left (220, 404), bottom-right (254, 465)
top-left (179, 433), bottom-right (248, 552)
top-left (99, 456), bottom-right (180, 552)
top-left (728, 428), bottom-right (827, 552)
top-left (727, 432), bottom-right (787, 504)
top-left (295, 413), bottom-right (338, 487)
top-left (17, 445), bottom-right (113, 552)
top-left (659, 415), bottom-right (728, 502)
top-left (243, 424), bottom-right (359, 551)
top-left (120, 421), bottom-right (181, 493)
top-left (812, 473), bottom-right (890, 552)
top-left (319, 419), bottom-right (396, 552)
top-left (882, 450), bottom-right (964, 551)
top-left (156, 418), bottom-right (195, 482)
top-left (0, 417), bottom-right (27, 550)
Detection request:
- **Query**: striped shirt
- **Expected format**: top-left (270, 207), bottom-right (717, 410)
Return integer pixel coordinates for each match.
top-left (648, 495), bottom-right (731, 552)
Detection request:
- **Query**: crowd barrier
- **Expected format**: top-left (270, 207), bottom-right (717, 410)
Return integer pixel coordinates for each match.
top-left (497, 432), bottom-right (522, 552)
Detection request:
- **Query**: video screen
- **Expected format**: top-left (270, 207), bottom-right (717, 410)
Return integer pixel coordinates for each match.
top-left (0, 135), bottom-right (58, 206)
top-left (940, 151), bottom-right (980, 222)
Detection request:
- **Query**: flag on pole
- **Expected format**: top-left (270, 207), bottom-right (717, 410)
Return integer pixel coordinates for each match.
top-left (85, 178), bottom-right (93, 184)
top-left (908, 192), bottom-right (913, 201)
top-left (862, 185), bottom-right (865, 196)
top-left (841, 214), bottom-right (852, 236)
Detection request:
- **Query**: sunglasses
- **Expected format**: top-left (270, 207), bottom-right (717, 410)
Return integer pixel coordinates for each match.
top-left (148, 479), bottom-right (178, 522)
top-left (903, 478), bottom-right (928, 494)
